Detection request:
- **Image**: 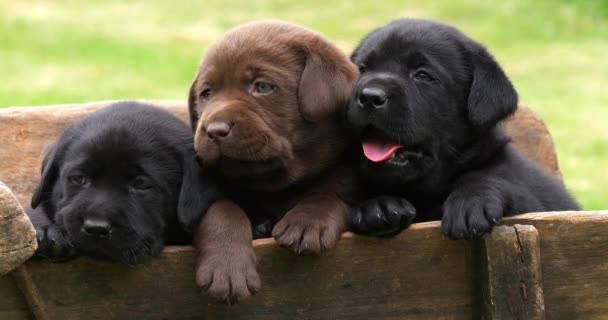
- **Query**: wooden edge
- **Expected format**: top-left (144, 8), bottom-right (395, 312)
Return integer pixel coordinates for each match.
top-left (146, 211), bottom-right (608, 254)
top-left (481, 225), bottom-right (545, 320)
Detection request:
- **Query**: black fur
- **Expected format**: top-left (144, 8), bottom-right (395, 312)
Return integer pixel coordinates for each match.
top-left (347, 19), bottom-right (579, 239)
top-left (27, 101), bottom-right (222, 264)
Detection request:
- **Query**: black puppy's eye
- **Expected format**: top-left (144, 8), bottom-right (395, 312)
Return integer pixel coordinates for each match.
top-left (253, 81), bottom-right (274, 94)
top-left (130, 176), bottom-right (152, 191)
top-left (414, 71), bottom-right (434, 82)
top-left (200, 88), bottom-right (213, 99)
top-left (358, 64), bottom-right (367, 73)
top-left (68, 174), bottom-right (89, 187)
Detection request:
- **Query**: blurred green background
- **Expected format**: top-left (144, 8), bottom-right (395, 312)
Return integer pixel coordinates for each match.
top-left (1, 0), bottom-right (606, 210)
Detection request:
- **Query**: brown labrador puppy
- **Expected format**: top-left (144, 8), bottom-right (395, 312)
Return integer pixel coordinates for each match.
top-left (188, 21), bottom-right (359, 303)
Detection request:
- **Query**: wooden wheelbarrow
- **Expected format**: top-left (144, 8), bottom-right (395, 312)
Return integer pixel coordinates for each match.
top-left (1, 101), bottom-right (605, 319)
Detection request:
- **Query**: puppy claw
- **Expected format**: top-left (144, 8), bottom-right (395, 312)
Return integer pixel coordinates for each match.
top-left (273, 213), bottom-right (341, 255)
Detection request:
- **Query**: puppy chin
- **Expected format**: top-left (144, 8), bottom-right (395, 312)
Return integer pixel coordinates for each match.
top-left (360, 154), bottom-right (435, 185)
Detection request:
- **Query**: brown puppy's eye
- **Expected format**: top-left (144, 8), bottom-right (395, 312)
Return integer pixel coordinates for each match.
top-left (253, 81), bottom-right (274, 94)
top-left (200, 88), bottom-right (213, 99)
top-left (414, 71), bottom-right (434, 82)
top-left (68, 174), bottom-right (89, 187)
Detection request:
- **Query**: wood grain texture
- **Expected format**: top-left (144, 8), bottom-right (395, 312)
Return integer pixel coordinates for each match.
top-left (1, 211), bottom-right (607, 320)
top-left (2, 227), bottom-right (480, 320)
top-left (481, 225), bottom-right (545, 320)
top-left (501, 211), bottom-right (608, 320)
top-left (0, 181), bottom-right (37, 276)
top-left (0, 101), bottom-right (558, 205)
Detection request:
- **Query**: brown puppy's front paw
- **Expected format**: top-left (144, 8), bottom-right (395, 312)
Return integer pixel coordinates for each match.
top-left (272, 211), bottom-right (343, 255)
top-left (196, 247), bottom-right (261, 304)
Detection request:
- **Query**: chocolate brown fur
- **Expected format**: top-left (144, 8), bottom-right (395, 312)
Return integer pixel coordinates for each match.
top-left (188, 21), bottom-right (359, 303)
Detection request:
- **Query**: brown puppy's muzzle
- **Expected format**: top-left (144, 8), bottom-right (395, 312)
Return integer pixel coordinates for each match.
top-left (194, 100), bottom-right (292, 174)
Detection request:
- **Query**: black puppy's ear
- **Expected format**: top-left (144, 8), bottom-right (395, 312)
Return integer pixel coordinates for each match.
top-left (188, 78), bottom-right (199, 132)
top-left (466, 45), bottom-right (518, 129)
top-left (31, 146), bottom-right (59, 209)
top-left (298, 45), bottom-right (359, 122)
top-left (177, 152), bottom-right (223, 234)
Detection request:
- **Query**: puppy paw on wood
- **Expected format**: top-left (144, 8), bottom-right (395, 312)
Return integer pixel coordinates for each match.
top-left (441, 192), bottom-right (504, 240)
top-left (196, 246), bottom-right (261, 304)
top-left (35, 223), bottom-right (78, 262)
top-left (350, 196), bottom-right (416, 237)
top-left (272, 203), bottom-right (348, 255)
top-left (195, 200), bottom-right (260, 304)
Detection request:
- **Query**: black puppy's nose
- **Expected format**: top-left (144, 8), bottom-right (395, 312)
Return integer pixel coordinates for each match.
top-left (358, 87), bottom-right (387, 109)
top-left (206, 122), bottom-right (232, 140)
top-left (82, 218), bottom-right (112, 237)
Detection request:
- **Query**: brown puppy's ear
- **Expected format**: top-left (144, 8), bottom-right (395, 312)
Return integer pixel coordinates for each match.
top-left (466, 44), bottom-right (518, 130)
top-left (188, 78), bottom-right (200, 132)
top-left (298, 49), bottom-right (358, 122)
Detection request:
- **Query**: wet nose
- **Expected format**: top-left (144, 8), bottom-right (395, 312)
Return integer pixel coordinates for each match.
top-left (358, 87), bottom-right (387, 109)
top-left (82, 218), bottom-right (112, 237)
top-left (206, 122), bottom-right (232, 140)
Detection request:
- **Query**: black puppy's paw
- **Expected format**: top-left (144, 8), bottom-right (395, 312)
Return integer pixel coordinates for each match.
top-left (442, 192), bottom-right (504, 240)
top-left (35, 224), bottom-right (78, 262)
top-left (350, 196), bottom-right (416, 237)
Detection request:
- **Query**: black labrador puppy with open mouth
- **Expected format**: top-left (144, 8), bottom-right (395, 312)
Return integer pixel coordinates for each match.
top-left (27, 101), bottom-right (222, 264)
top-left (348, 19), bottom-right (579, 239)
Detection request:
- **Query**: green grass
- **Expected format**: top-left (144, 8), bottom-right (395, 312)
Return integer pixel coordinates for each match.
top-left (1, 0), bottom-right (606, 210)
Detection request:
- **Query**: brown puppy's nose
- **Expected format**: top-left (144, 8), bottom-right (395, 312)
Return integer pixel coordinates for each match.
top-left (206, 122), bottom-right (232, 140)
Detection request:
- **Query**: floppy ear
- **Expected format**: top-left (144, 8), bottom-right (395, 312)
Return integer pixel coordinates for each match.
top-left (31, 145), bottom-right (59, 209)
top-left (188, 79), bottom-right (200, 132)
top-left (176, 151), bottom-right (224, 234)
top-left (466, 45), bottom-right (518, 130)
top-left (298, 49), bottom-right (359, 122)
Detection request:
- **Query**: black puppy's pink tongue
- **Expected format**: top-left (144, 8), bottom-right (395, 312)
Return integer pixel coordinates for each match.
top-left (362, 138), bottom-right (402, 162)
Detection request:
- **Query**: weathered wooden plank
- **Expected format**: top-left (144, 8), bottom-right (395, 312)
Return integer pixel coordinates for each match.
top-left (501, 211), bottom-right (608, 319)
top-left (481, 225), bottom-right (545, 320)
top-left (1, 211), bottom-right (606, 320)
top-left (0, 102), bottom-right (559, 205)
top-left (0, 181), bottom-right (37, 276)
top-left (2, 226), bottom-right (480, 320)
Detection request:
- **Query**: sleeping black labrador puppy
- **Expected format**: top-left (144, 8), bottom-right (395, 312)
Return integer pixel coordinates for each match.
top-left (347, 19), bottom-right (579, 239)
top-left (27, 101), bottom-right (222, 264)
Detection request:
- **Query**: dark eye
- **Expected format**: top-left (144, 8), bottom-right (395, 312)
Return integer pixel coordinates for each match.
top-left (414, 71), bottom-right (434, 82)
top-left (200, 88), bottom-right (213, 99)
top-left (358, 64), bottom-right (367, 73)
top-left (253, 81), bottom-right (274, 94)
top-left (130, 176), bottom-right (152, 191)
top-left (68, 174), bottom-right (89, 187)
